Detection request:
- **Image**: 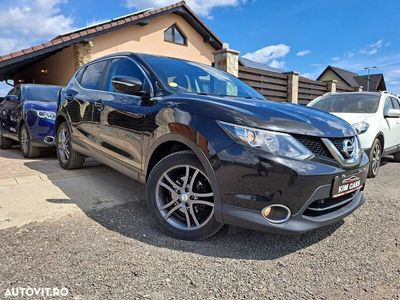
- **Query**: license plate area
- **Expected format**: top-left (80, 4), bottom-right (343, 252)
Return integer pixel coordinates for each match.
top-left (332, 168), bottom-right (367, 198)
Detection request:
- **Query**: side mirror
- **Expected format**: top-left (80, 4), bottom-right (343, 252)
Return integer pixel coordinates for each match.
top-left (385, 108), bottom-right (400, 118)
top-left (112, 76), bottom-right (144, 96)
top-left (5, 95), bottom-right (19, 102)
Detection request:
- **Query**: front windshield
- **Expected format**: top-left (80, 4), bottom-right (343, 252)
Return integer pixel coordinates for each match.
top-left (310, 93), bottom-right (380, 113)
top-left (141, 55), bottom-right (264, 99)
top-left (24, 86), bottom-right (61, 102)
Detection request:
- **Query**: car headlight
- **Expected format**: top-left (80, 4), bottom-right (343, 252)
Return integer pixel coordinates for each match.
top-left (218, 121), bottom-right (314, 160)
top-left (352, 122), bottom-right (369, 134)
top-left (32, 110), bottom-right (55, 120)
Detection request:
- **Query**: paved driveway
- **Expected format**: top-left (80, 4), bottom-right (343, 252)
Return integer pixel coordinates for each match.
top-left (0, 148), bottom-right (399, 299)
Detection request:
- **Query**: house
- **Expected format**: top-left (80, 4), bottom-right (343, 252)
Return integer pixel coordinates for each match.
top-left (317, 65), bottom-right (386, 92)
top-left (0, 1), bottom-right (223, 87)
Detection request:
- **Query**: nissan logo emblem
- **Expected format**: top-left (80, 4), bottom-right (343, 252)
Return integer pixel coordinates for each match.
top-left (342, 138), bottom-right (355, 159)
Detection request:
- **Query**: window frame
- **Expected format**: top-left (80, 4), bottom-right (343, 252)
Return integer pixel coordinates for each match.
top-left (390, 96), bottom-right (400, 109)
top-left (164, 24), bottom-right (187, 46)
top-left (383, 96), bottom-right (394, 116)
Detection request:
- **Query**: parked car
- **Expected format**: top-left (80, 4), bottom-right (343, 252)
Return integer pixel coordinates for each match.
top-left (308, 92), bottom-right (400, 178)
top-left (0, 84), bottom-right (61, 158)
top-left (56, 53), bottom-right (368, 240)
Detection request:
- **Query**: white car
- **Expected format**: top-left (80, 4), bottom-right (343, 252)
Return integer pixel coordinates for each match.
top-left (308, 92), bottom-right (400, 177)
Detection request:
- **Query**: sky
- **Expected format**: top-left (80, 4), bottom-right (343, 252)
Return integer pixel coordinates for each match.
top-left (0, 0), bottom-right (400, 95)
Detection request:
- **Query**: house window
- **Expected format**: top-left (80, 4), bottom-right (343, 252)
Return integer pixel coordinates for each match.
top-left (164, 24), bottom-right (187, 45)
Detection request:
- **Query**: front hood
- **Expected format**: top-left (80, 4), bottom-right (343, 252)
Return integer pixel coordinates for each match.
top-left (331, 113), bottom-right (374, 125)
top-left (173, 94), bottom-right (356, 137)
top-left (24, 101), bottom-right (57, 112)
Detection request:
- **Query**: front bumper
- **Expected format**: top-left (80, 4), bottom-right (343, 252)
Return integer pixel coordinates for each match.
top-left (26, 114), bottom-right (56, 148)
top-left (214, 143), bottom-right (369, 234)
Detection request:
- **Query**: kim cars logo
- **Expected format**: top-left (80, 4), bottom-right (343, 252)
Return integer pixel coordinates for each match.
top-left (341, 138), bottom-right (355, 159)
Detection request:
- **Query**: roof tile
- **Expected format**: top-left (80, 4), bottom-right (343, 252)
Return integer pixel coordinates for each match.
top-left (0, 1), bottom-right (223, 66)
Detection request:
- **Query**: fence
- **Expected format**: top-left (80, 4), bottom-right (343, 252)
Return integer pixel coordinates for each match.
top-left (238, 65), bottom-right (360, 104)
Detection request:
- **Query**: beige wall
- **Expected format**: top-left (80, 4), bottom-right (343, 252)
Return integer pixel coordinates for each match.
top-left (13, 46), bottom-right (76, 86)
top-left (318, 70), bottom-right (350, 88)
top-left (91, 14), bottom-right (215, 65)
top-left (13, 13), bottom-right (216, 86)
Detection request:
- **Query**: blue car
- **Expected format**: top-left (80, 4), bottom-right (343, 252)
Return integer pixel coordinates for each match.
top-left (0, 84), bottom-right (61, 158)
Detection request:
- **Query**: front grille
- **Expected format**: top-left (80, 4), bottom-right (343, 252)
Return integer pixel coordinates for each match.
top-left (303, 192), bottom-right (356, 217)
top-left (294, 135), bottom-right (332, 158)
top-left (294, 135), bottom-right (352, 160)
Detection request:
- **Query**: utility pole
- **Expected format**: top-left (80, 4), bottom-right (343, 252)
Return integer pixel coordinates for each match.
top-left (364, 66), bottom-right (377, 92)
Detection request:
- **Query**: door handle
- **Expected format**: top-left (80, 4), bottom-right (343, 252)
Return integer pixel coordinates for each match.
top-left (94, 100), bottom-right (104, 111)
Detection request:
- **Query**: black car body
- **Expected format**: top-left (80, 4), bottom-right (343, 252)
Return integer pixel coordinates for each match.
top-left (56, 53), bottom-right (369, 240)
top-left (0, 84), bottom-right (61, 158)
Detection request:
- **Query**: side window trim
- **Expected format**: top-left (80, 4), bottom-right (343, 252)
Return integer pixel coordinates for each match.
top-left (75, 56), bottom-right (153, 97)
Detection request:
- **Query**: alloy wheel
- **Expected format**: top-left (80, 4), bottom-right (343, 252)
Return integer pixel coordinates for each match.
top-left (371, 142), bottom-right (381, 176)
top-left (20, 127), bottom-right (29, 154)
top-left (156, 165), bottom-right (214, 230)
top-left (57, 127), bottom-right (70, 164)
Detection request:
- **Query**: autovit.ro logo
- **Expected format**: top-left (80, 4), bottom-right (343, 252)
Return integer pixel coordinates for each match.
top-left (3, 287), bottom-right (69, 298)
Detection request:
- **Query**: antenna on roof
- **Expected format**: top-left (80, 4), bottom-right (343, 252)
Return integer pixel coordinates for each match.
top-left (55, 7), bottom-right (153, 38)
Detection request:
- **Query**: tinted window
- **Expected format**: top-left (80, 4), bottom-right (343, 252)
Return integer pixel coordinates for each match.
top-left (80, 61), bottom-right (107, 90)
top-left (390, 97), bottom-right (400, 109)
top-left (24, 86), bottom-right (61, 102)
top-left (141, 55), bottom-right (264, 99)
top-left (384, 97), bottom-right (394, 115)
top-left (103, 58), bottom-right (146, 93)
top-left (310, 94), bottom-right (380, 113)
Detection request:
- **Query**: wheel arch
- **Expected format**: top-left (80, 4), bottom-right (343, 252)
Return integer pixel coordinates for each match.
top-left (375, 132), bottom-right (384, 150)
top-left (144, 133), bottom-right (223, 223)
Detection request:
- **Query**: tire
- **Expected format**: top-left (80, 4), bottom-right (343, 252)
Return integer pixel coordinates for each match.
top-left (0, 129), bottom-right (13, 149)
top-left (56, 122), bottom-right (85, 170)
top-left (19, 124), bottom-right (41, 158)
top-left (145, 151), bottom-right (223, 240)
top-left (394, 151), bottom-right (400, 162)
top-left (368, 138), bottom-right (382, 178)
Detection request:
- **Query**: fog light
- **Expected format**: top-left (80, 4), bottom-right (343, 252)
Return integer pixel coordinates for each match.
top-left (262, 205), bottom-right (291, 224)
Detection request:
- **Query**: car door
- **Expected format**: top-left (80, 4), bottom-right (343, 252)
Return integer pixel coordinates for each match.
top-left (2, 87), bottom-right (22, 138)
top-left (65, 60), bottom-right (108, 148)
top-left (389, 96), bottom-right (400, 148)
top-left (382, 96), bottom-right (398, 151)
top-left (94, 57), bottom-right (150, 171)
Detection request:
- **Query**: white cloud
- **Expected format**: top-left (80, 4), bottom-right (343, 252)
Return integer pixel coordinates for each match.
top-left (0, 0), bottom-right (74, 55)
top-left (301, 73), bottom-right (312, 79)
top-left (269, 59), bottom-right (285, 69)
top-left (332, 56), bottom-right (340, 61)
top-left (124, 0), bottom-right (247, 18)
top-left (296, 50), bottom-right (310, 57)
top-left (243, 44), bottom-right (290, 64)
top-left (359, 39), bottom-right (388, 55)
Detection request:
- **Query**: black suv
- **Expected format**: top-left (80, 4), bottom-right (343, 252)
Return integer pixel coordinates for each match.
top-left (56, 53), bottom-right (369, 240)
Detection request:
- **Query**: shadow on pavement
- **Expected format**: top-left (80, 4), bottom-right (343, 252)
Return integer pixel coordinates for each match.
top-left (22, 155), bottom-right (343, 260)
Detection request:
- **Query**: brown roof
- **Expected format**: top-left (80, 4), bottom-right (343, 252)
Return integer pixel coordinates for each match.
top-left (0, 1), bottom-right (223, 69)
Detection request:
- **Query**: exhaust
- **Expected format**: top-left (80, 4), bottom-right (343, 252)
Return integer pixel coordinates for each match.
top-left (44, 136), bottom-right (55, 145)
top-left (261, 205), bottom-right (291, 224)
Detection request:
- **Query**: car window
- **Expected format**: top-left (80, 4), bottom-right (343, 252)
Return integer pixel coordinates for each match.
top-left (103, 58), bottom-right (147, 93)
top-left (24, 86), bottom-right (61, 102)
top-left (14, 87), bottom-right (21, 100)
top-left (75, 67), bottom-right (85, 83)
top-left (383, 97), bottom-right (394, 116)
top-left (390, 97), bottom-right (400, 109)
top-left (310, 93), bottom-right (380, 113)
top-left (141, 55), bottom-right (264, 99)
top-left (80, 61), bottom-right (108, 90)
